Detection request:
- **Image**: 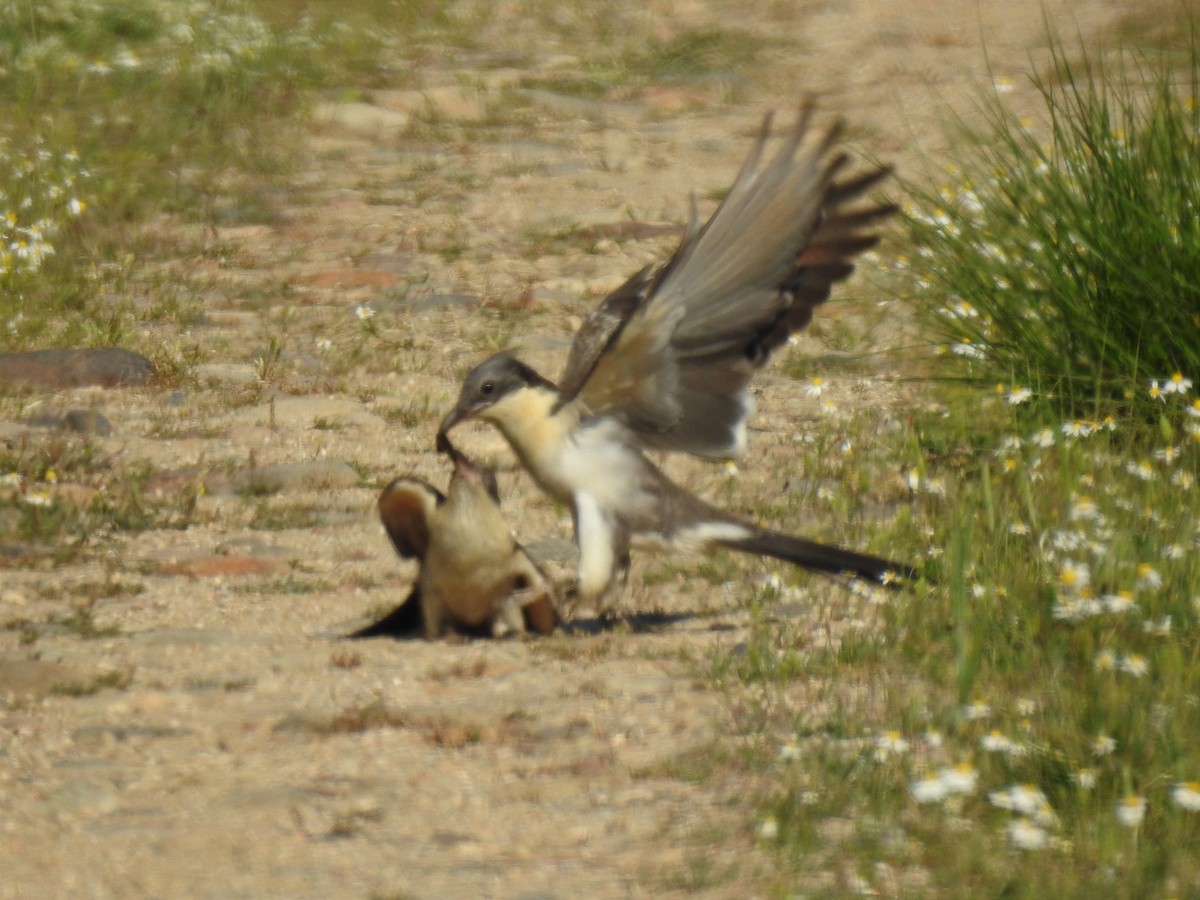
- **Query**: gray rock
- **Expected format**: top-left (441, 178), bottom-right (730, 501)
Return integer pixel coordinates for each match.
top-left (0, 658), bottom-right (87, 698)
top-left (0, 348), bottom-right (154, 390)
top-left (46, 777), bottom-right (121, 816)
top-left (72, 724), bottom-right (194, 742)
top-left (24, 408), bottom-right (112, 434)
top-left (313, 101), bottom-right (412, 136)
top-left (232, 459), bottom-right (360, 494)
top-left (0, 541), bottom-right (46, 560)
top-left (214, 536), bottom-right (293, 558)
top-left (62, 409), bottom-right (113, 435)
top-left (526, 535), bottom-right (578, 564)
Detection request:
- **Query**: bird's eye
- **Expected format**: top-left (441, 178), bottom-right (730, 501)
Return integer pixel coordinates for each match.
top-left (480, 381), bottom-right (494, 396)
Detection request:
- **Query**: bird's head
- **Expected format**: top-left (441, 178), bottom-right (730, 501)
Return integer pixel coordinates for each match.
top-left (436, 351), bottom-right (554, 440)
top-left (435, 429), bottom-right (500, 502)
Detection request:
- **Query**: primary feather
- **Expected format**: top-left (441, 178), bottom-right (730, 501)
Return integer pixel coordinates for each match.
top-left (558, 107), bottom-right (895, 459)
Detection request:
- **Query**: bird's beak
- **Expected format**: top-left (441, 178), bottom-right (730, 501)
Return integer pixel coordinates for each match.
top-left (436, 406), bottom-right (466, 450)
top-left (434, 427), bottom-right (458, 459)
top-left (436, 421), bottom-right (476, 476)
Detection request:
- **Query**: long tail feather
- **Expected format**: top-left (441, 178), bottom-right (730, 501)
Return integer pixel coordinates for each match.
top-left (719, 528), bottom-right (918, 586)
top-left (348, 586), bottom-right (424, 638)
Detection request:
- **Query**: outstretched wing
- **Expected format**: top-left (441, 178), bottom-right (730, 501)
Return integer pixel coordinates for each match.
top-left (376, 477), bottom-right (444, 560)
top-left (558, 107), bottom-right (894, 457)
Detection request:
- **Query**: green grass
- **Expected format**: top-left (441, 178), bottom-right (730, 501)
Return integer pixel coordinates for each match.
top-left (0, 439), bottom-right (205, 552)
top-left (0, 0), bottom-right (426, 575)
top-left (50, 668), bottom-right (132, 696)
top-left (725, 388), bottom-right (1199, 896)
top-left (728, 21), bottom-right (1200, 898)
top-left (0, 0), bottom-right (391, 348)
top-left (0, 1), bottom-right (773, 348)
top-left (587, 25), bottom-right (768, 98)
top-left (903, 20), bottom-right (1200, 421)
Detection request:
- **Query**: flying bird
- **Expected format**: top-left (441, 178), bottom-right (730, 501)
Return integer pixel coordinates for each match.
top-left (437, 107), bottom-right (916, 612)
top-left (350, 435), bottom-right (560, 639)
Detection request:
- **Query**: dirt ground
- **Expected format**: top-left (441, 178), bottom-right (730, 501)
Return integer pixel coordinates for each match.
top-left (0, 2), bottom-right (1126, 897)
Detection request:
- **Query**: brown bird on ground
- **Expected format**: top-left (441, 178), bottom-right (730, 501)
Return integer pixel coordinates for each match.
top-left (350, 435), bottom-right (559, 640)
top-left (437, 107), bottom-right (918, 614)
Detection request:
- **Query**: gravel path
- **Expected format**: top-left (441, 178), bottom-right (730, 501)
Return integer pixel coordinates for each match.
top-left (1, 3), bottom-right (1122, 896)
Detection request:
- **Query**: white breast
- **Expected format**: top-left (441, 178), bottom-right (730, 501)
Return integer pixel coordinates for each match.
top-left (559, 417), bottom-right (656, 520)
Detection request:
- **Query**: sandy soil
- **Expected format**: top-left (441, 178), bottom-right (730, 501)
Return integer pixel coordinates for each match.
top-left (0, 2), bottom-right (1126, 897)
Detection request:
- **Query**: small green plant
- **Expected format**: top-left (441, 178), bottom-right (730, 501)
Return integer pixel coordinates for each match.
top-left (528, 23), bottom-right (772, 100)
top-left (383, 395), bottom-right (433, 429)
top-left (1, 441), bottom-right (200, 551)
top-left (253, 335), bottom-right (285, 384)
top-left (248, 501), bottom-right (323, 530)
top-left (244, 574), bottom-right (331, 596)
top-left (57, 608), bottom-right (123, 639)
top-left (50, 668), bottom-right (133, 696)
top-left (904, 25), bottom-right (1200, 420)
top-left (308, 700), bottom-right (414, 736)
top-left (621, 26), bottom-right (765, 81)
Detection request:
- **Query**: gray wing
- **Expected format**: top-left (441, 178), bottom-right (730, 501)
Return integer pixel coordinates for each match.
top-left (555, 262), bottom-right (675, 430)
top-left (558, 107), bottom-right (894, 457)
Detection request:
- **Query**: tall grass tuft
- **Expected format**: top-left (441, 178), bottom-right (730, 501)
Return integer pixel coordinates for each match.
top-left (730, 20), bottom-right (1200, 897)
top-left (904, 24), bottom-right (1200, 420)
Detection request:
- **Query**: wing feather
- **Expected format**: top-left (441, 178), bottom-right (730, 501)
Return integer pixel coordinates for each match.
top-left (557, 264), bottom-right (656, 405)
top-left (559, 107), bottom-right (893, 455)
top-left (377, 478), bottom-right (443, 560)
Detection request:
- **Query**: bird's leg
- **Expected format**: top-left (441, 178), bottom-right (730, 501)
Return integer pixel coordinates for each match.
top-left (572, 493), bottom-right (619, 613)
top-left (420, 585), bottom-right (449, 640)
top-left (572, 492), bottom-right (637, 618)
top-left (492, 585), bottom-right (537, 638)
top-left (493, 562), bottom-right (562, 636)
top-left (595, 548), bottom-right (632, 621)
